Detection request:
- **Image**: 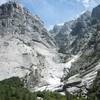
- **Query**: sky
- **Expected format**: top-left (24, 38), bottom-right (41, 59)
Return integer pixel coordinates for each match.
top-left (0, 0), bottom-right (100, 29)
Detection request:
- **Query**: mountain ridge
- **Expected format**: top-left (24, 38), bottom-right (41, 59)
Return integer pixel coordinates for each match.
top-left (50, 4), bottom-right (100, 93)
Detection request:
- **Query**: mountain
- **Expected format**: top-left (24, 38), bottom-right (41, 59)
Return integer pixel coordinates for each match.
top-left (0, 1), bottom-right (77, 92)
top-left (51, 11), bottom-right (92, 55)
top-left (0, 1), bottom-right (62, 90)
top-left (0, 1), bottom-right (100, 97)
top-left (50, 5), bottom-right (100, 93)
top-left (68, 5), bottom-right (100, 88)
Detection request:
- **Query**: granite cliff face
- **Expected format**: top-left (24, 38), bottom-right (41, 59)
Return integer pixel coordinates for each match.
top-left (0, 1), bottom-right (59, 90)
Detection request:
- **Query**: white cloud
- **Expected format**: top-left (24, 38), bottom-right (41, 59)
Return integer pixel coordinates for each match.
top-left (76, 0), bottom-right (91, 8)
top-left (76, 0), bottom-right (100, 9)
top-left (82, 0), bottom-right (90, 8)
top-left (57, 23), bottom-right (64, 26)
top-left (0, 0), bottom-right (7, 5)
top-left (47, 24), bottom-right (54, 30)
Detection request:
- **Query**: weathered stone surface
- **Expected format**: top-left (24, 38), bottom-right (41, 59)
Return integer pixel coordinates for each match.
top-left (0, 1), bottom-right (56, 89)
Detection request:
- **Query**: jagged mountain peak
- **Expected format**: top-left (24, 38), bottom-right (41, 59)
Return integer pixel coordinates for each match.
top-left (50, 10), bottom-right (92, 55)
top-left (4, 1), bottom-right (39, 21)
top-left (78, 10), bottom-right (91, 21)
top-left (0, 1), bottom-right (23, 13)
top-left (0, 1), bottom-right (56, 47)
top-left (92, 4), bottom-right (100, 20)
top-left (0, 1), bottom-right (43, 26)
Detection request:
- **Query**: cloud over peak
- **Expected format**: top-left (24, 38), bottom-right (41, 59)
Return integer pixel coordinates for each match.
top-left (76, 0), bottom-right (100, 9)
top-left (0, 0), bottom-right (7, 5)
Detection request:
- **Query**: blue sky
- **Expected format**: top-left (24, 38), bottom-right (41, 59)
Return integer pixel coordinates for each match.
top-left (0, 0), bottom-right (100, 29)
top-left (22, 0), bottom-right (85, 29)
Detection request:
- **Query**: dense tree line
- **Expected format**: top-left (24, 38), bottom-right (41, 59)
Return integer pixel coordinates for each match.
top-left (0, 77), bottom-right (99, 100)
top-left (0, 77), bottom-right (66, 100)
top-left (0, 77), bottom-right (37, 100)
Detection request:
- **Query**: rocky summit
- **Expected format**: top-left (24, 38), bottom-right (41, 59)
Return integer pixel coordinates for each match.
top-left (0, 1), bottom-right (100, 96)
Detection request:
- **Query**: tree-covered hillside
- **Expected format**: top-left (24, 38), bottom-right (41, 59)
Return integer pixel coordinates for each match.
top-left (0, 77), bottom-right (87, 100)
top-left (0, 77), bottom-right (37, 100)
top-left (0, 77), bottom-right (67, 100)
